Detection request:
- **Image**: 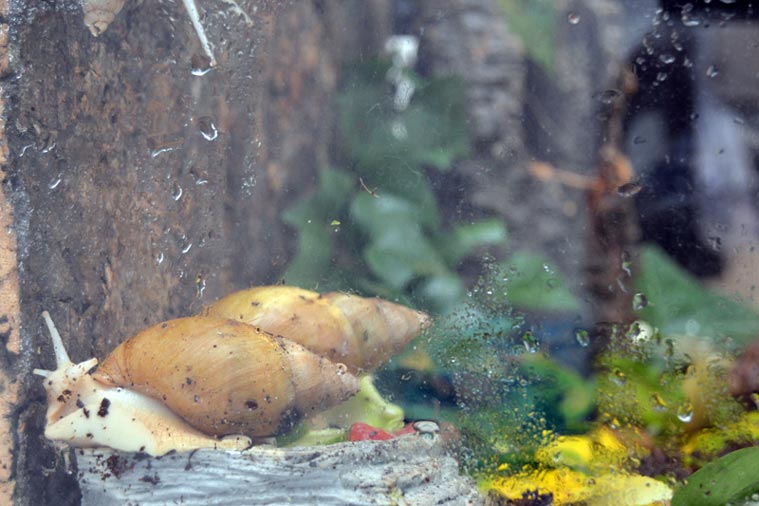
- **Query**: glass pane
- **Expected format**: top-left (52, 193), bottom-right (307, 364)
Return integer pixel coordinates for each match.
top-left (7, 1), bottom-right (759, 504)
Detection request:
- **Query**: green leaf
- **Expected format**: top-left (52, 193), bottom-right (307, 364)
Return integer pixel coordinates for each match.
top-left (441, 219), bottom-right (508, 264)
top-left (357, 165), bottom-right (440, 229)
top-left (502, 252), bottom-right (579, 312)
top-left (497, 0), bottom-right (557, 73)
top-left (520, 354), bottom-right (595, 432)
top-left (636, 245), bottom-right (759, 346)
top-left (351, 193), bottom-right (450, 289)
top-left (417, 274), bottom-right (467, 314)
top-left (672, 447), bottom-right (759, 506)
top-left (363, 235), bottom-right (450, 290)
top-left (338, 64), bottom-right (470, 174)
top-left (281, 167), bottom-right (353, 286)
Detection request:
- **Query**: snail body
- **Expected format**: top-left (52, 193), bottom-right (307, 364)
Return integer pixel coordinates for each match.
top-left (35, 312), bottom-right (359, 455)
top-left (204, 286), bottom-right (430, 373)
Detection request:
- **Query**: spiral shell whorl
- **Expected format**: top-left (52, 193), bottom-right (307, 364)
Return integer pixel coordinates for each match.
top-left (205, 286), bottom-right (431, 373)
top-left (324, 292), bottom-right (431, 372)
top-left (93, 316), bottom-right (359, 437)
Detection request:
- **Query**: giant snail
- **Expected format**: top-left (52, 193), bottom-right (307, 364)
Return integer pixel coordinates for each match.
top-left (34, 286), bottom-right (429, 455)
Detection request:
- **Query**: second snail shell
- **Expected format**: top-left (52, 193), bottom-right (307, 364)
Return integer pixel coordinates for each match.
top-left (204, 286), bottom-right (431, 373)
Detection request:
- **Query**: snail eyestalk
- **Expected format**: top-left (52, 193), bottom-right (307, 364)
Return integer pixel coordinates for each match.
top-left (42, 310), bottom-right (72, 367)
top-left (33, 310), bottom-right (73, 378)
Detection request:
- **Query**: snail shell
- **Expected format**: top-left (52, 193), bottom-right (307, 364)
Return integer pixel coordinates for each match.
top-left (204, 286), bottom-right (431, 373)
top-left (81, 0), bottom-right (126, 36)
top-left (93, 316), bottom-right (359, 437)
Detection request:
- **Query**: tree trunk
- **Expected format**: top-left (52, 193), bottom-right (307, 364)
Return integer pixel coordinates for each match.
top-left (0, 1), bottom-right (395, 504)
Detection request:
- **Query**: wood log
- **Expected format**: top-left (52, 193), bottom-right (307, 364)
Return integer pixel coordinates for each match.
top-left (76, 436), bottom-right (484, 506)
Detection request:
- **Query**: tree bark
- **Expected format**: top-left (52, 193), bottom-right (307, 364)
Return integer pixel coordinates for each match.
top-left (77, 436), bottom-right (483, 506)
top-left (1, 1), bottom-right (395, 504)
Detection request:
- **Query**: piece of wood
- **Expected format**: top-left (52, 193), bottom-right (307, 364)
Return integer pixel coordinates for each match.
top-left (76, 435), bottom-right (484, 506)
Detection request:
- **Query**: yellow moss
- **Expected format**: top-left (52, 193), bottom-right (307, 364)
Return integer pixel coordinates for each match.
top-left (535, 425), bottom-right (649, 473)
top-left (682, 411), bottom-right (759, 465)
top-left (486, 468), bottom-right (672, 506)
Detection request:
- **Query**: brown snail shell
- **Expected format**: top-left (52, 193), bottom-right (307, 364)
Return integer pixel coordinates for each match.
top-left (93, 315), bottom-right (359, 437)
top-left (203, 286), bottom-right (431, 373)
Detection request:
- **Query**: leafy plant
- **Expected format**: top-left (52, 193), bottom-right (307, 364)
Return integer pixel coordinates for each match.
top-left (497, 0), bottom-right (557, 72)
top-left (282, 61), bottom-right (505, 313)
top-left (636, 245), bottom-right (759, 346)
top-left (280, 59), bottom-right (759, 503)
top-left (672, 447), bottom-right (759, 506)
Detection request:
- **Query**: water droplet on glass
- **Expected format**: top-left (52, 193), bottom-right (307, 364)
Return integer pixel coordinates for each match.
top-left (48, 174), bottom-right (63, 190)
top-left (413, 420), bottom-right (440, 434)
top-left (191, 53), bottom-right (214, 76)
top-left (719, 0), bottom-right (736, 4)
top-left (610, 368), bottom-right (626, 386)
top-left (708, 235), bottom-right (722, 251)
top-left (335, 363), bottom-right (348, 376)
top-left (706, 65), bottom-right (719, 78)
top-left (196, 116), bottom-right (218, 141)
top-left (156, 252), bottom-right (165, 265)
top-left (633, 292), bottom-right (648, 311)
top-left (38, 135), bottom-right (57, 154)
top-left (659, 53), bottom-right (675, 64)
top-left (676, 402), bottom-right (694, 423)
top-left (400, 372), bottom-right (412, 381)
top-left (181, 242), bottom-right (193, 254)
top-left (522, 331), bottom-right (539, 353)
top-left (575, 329), bottom-right (590, 347)
top-left (633, 135), bottom-right (647, 145)
top-left (567, 12), bottom-right (580, 24)
top-left (546, 278), bottom-right (559, 289)
top-left (171, 184), bottom-right (183, 201)
top-left (148, 133), bottom-right (185, 158)
top-left (19, 144), bottom-right (34, 157)
top-left (195, 274), bottom-right (206, 298)
top-left (617, 181), bottom-right (642, 197)
top-left (651, 393), bottom-right (667, 412)
top-left (681, 13), bottom-right (701, 26)
top-left (242, 174), bottom-right (257, 195)
top-left (597, 89), bottom-right (621, 104)
top-left (656, 71), bottom-right (668, 82)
